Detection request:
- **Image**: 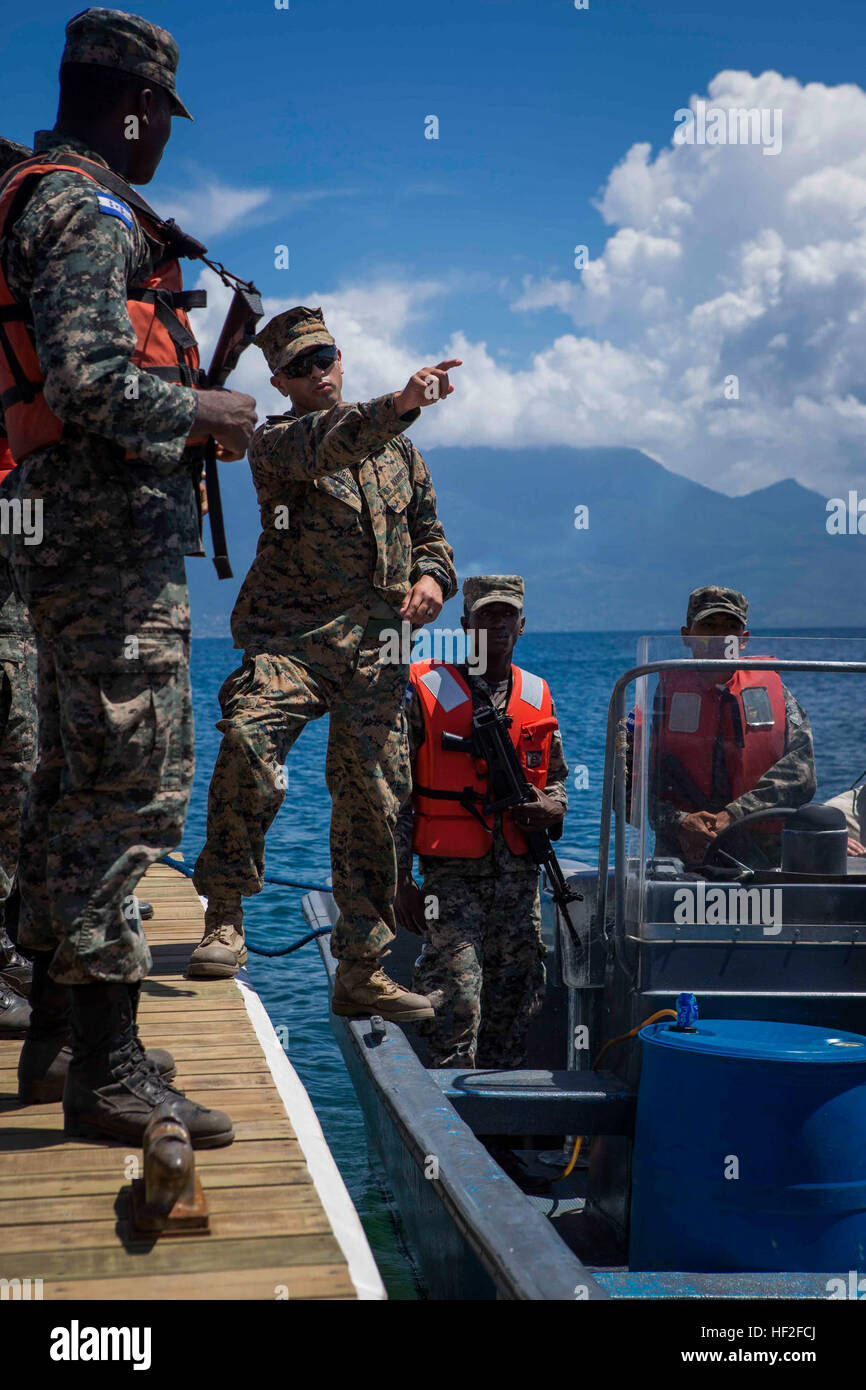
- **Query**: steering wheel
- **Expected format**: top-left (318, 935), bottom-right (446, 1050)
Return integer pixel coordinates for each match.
top-left (699, 807), bottom-right (805, 877)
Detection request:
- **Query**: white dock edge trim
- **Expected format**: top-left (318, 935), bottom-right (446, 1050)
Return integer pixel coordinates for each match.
top-left (235, 976), bottom-right (387, 1301)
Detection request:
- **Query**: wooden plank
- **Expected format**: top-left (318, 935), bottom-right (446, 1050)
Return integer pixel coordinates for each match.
top-left (0, 1101), bottom-right (290, 1128)
top-left (1, 1042), bottom-right (267, 1064)
top-left (0, 1233), bottom-right (346, 1281)
top-left (0, 1114), bottom-right (292, 1140)
top-left (0, 1071), bottom-right (274, 1100)
top-left (0, 1183), bottom-right (321, 1226)
top-left (41, 1264), bottom-right (356, 1301)
top-left (0, 1206), bottom-right (334, 1254)
top-left (0, 1138), bottom-right (299, 1175)
top-left (0, 1163), bottom-right (309, 1202)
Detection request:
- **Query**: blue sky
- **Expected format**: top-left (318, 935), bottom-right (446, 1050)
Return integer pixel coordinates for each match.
top-left (5, 1), bottom-right (866, 630)
top-left (5, 0), bottom-right (863, 364)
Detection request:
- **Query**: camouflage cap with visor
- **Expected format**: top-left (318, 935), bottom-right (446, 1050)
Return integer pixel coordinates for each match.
top-left (255, 307), bottom-right (336, 376)
top-left (463, 575), bottom-right (524, 617)
top-left (61, 8), bottom-right (193, 120)
top-left (686, 585), bottom-right (749, 627)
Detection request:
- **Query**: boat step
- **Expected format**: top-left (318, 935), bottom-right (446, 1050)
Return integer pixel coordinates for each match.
top-left (429, 1069), bottom-right (636, 1135)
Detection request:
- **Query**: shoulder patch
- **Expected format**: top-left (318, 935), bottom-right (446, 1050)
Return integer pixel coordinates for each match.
top-left (96, 193), bottom-right (133, 229)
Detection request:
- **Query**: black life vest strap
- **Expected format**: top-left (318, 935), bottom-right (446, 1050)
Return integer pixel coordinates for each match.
top-left (0, 318), bottom-right (40, 409)
top-left (413, 782), bottom-right (491, 831)
top-left (127, 287), bottom-right (207, 311)
top-left (0, 377), bottom-right (42, 411)
top-left (152, 296), bottom-right (197, 359)
top-left (144, 364), bottom-right (207, 387)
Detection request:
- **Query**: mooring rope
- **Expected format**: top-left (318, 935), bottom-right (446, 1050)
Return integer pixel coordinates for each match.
top-left (158, 855), bottom-right (332, 956)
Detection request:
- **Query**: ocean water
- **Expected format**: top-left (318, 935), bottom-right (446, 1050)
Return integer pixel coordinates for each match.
top-left (183, 630), bottom-right (866, 1297)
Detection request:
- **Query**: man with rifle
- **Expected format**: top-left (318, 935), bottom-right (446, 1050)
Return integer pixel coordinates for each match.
top-left (0, 137), bottom-right (39, 1039)
top-left (395, 576), bottom-right (570, 1068)
top-left (0, 9), bottom-right (257, 1144)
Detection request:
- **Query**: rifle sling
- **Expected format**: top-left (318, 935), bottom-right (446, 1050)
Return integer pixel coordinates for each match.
top-left (204, 436), bottom-right (232, 579)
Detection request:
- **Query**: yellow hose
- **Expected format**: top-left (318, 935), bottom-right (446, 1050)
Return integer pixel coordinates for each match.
top-left (554, 1009), bottom-right (678, 1180)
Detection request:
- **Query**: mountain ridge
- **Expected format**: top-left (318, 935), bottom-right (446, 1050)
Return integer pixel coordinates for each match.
top-left (187, 446), bottom-right (855, 635)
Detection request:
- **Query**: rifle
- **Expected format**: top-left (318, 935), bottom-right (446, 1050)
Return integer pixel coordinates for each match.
top-left (182, 251), bottom-right (263, 579)
top-left (441, 700), bottom-right (584, 950)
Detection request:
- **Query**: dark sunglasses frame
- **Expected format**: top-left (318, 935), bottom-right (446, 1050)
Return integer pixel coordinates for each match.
top-left (283, 346), bottom-right (339, 379)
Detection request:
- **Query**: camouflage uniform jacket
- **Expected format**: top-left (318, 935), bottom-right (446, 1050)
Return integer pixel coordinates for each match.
top-left (231, 395), bottom-right (457, 663)
top-left (0, 131), bottom-right (199, 569)
top-left (0, 416), bottom-right (28, 636)
top-left (647, 681), bottom-right (817, 844)
top-left (395, 669), bottom-right (569, 879)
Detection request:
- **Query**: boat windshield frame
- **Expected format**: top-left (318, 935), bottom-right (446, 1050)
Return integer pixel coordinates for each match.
top-left (596, 653), bottom-right (866, 953)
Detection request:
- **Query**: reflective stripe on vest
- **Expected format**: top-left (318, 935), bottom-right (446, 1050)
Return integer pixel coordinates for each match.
top-left (409, 660), bottom-right (555, 858)
top-left (0, 158), bottom-right (205, 462)
top-left (417, 664), bottom-right (471, 714)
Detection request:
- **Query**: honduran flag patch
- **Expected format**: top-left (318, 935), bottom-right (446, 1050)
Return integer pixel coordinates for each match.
top-left (96, 193), bottom-right (133, 228)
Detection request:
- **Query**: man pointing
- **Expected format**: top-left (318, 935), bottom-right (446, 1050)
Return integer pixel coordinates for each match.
top-left (190, 307), bottom-right (459, 1021)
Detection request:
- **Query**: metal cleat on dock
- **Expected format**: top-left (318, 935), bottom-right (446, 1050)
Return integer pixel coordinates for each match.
top-left (129, 1104), bottom-right (211, 1237)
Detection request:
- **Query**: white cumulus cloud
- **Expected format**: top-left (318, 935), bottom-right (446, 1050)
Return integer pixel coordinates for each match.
top-left (190, 72), bottom-right (866, 497)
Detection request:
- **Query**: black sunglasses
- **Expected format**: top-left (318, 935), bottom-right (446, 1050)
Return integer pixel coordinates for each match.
top-left (283, 346), bottom-right (339, 379)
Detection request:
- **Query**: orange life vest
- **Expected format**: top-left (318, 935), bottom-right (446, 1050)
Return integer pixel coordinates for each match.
top-left (653, 665), bottom-right (787, 821)
top-left (0, 154), bottom-right (206, 463)
top-left (0, 421), bottom-right (13, 485)
top-left (409, 659), bottom-right (557, 858)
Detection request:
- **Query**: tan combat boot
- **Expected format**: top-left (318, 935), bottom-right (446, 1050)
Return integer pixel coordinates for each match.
top-left (187, 898), bottom-right (247, 979)
top-left (332, 959), bottom-right (435, 1022)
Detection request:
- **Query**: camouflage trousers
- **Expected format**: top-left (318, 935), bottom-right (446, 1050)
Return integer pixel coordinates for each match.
top-left (193, 638), bottom-right (410, 960)
top-left (0, 574), bottom-right (37, 904)
top-left (11, 557), bottom-right (193, 985)
top-left (413, 865), bottom-right (546, 1069)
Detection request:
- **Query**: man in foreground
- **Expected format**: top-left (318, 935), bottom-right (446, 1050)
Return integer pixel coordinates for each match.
top-left (0, 9), bottom-right (256, 1143)
top-left (0, 135), bottom-right (39, 1035)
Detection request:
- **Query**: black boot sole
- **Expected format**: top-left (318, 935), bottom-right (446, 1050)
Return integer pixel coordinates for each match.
top-left (64, 1116), bottom-right (235, 1149)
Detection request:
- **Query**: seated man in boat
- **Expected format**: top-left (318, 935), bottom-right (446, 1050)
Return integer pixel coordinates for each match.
top-left (189, 306), bottom-right (459, 1022)
top-left (647, 585), bottom-right (816, 867)
top-left (394, 575), bottom-right (568, 1068)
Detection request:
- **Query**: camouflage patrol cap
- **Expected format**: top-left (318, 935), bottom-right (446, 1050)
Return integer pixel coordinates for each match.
top-left (62, 9), bottom-right (193, 120)
top-left (686, 585), bottom-right (749, 627)
top-left (463, 575), bottom-right (524, 617)
top-left (0, 138), bottom-right (33, 177)
top-left (255, 307), bottom-right (336, 375)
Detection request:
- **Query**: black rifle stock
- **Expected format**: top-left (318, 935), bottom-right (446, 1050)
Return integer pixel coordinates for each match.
top-left (441, 702), bottom-right (584, 948)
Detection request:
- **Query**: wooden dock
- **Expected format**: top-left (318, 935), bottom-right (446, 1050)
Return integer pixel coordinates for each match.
top-left (0, 859), bottom-right (385, 1300)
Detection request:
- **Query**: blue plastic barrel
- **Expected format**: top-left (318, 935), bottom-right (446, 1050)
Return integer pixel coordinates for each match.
top-left (629, 1018), bottom-right (866, 1272)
